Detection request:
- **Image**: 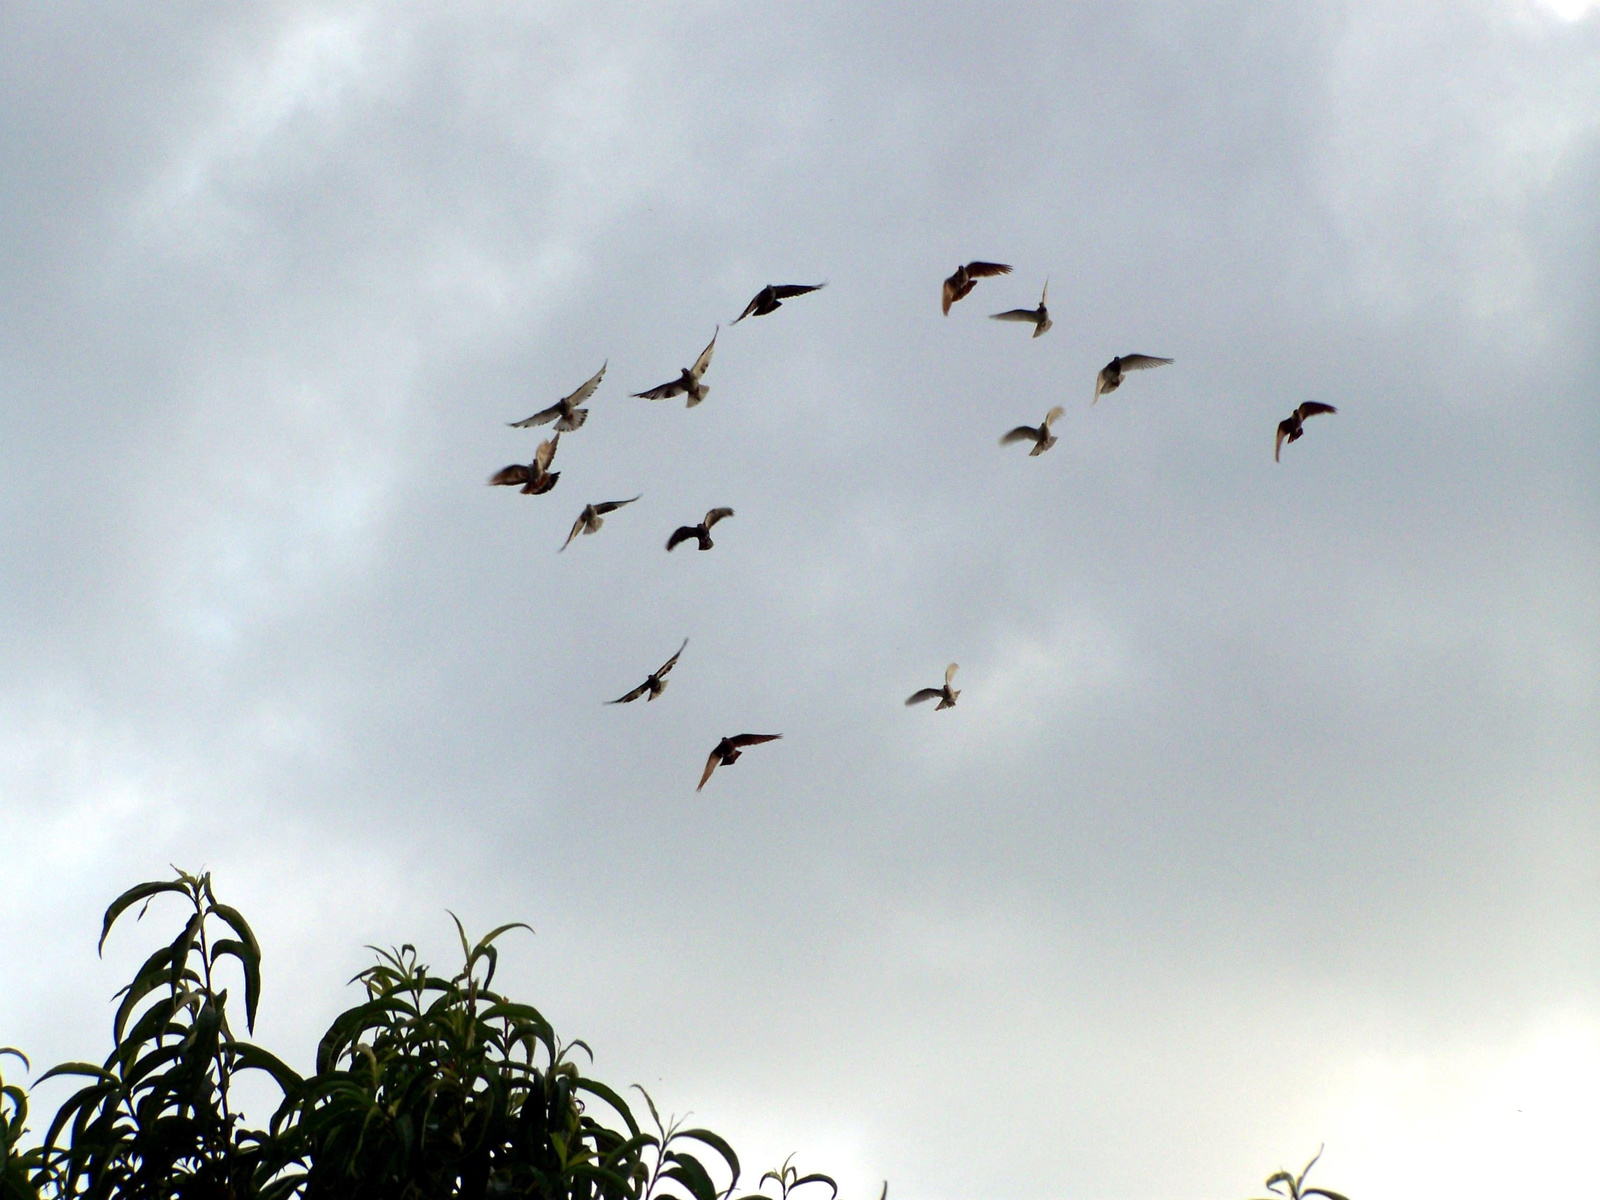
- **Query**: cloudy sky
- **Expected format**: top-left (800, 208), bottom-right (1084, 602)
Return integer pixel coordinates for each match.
top-left (2, 2), bottom-right (1598, 1197)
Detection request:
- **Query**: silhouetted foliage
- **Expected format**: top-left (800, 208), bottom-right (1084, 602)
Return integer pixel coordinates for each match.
top-left (1247, 1147), bottom-right (1349, 1200)
top-left (3, 871), bottom-right (836, 1200)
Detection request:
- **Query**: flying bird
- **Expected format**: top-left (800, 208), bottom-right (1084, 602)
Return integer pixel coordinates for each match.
top-left (1275, 402), bottom-right (1338, 461)
top-left (633, 330), bottom-right (718, 407)
top-left (606, 638), bottom-right (688, 704)
top-left (732, 282), bottom-right (827, 323)
top-left (559, 495), bottom-right (640, 551)
top-left (508, 362), bottom-right (607, 432)
top-left (488, 433), bottom-right (561, 495)
top-left (1093, 354), bottom-right (1174, 403)
top-left (905, 663), bottom-right (961, 710)
top-left (990, 280), bottom-right (1052, 337)
top-left (1000, 406), bottom-right (1065, 456)
top-left (698, 734), bottom-right (782, 791)
top-left (666, 507), bottom-right (735, 552)
top-left (942, 261), bottom-right (1012, 315)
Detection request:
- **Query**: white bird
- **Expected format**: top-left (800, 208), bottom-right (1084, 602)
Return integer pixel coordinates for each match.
top-left (990, 280), bottom-right (1052, 337)
top-left (560, 495), bottom-right (641, 551)
top-left (1093, 354), bottom-right (1173, 403)
top-left (1000, 406), bottom-right (1065, 456)
top-left (906, 663), bottom-right (960, 710)
top-left (633, 330), bottom-right (718, 407)
top-left (508, 363), bottom-right (607, 431)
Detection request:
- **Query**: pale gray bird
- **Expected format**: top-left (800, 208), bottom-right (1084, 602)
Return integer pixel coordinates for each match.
top-left (488, 433), bottom-right (561, 495)
top-left (1093, 354), bottom-right (1173, 403)
top-left (698, 734), bottom-right (782, 791)
top-left (606, 638), bottom-right (688, 704)
top-left (906, 663), bottom-right (960, 710)
top-left (942, 261), bottom-right (1012, 314)
top-left (633, 330), bottom-right (718, 407)
top-left (732, 283), bottom-right (827, 323)
top-left (1000, 406), bottom-right (1065, 455)
top-left (559, 495), bottom-right (640, 551)
top-left (1276, 402), bottom-right (1338, 461)
top-left (508, 362), bottom-right (607, 432)
top-left (666, 507), bottom-right (735, 551)
top-left (990, 280), bottom-right (1052, 337)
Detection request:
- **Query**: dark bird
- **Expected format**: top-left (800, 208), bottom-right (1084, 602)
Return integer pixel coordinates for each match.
top-left (942, 261), bottom-right (1013, 315)
top-left (1000, 405), bottom-right (1065, 455)
top-left (560, 495), bottom-right (640, 551)
top-left (606, 638), bottom-right (688, 704)
top-left (666, 507), bottom-right (735, 552)
top-left (1093, 354), bottom-right (1173, 403)
top-left (508, 362), bottom-right (607, 432)
top-left (1275, 402), bottom-right (1338, 461)
top-left (698, 733), bottom-right (782, 791)
top-left (732, 283), bottom-right (827, 323)
top-left (905, 663), bottom-right (960, 710)
top-left (488, 433), bottom-right (561, 495)
top-left (990, 279), bottom-right (1052, 337)
top-left (633, 330), bottom-right (718, 407)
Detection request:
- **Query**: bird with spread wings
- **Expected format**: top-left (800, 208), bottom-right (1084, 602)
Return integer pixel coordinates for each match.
top-left (732, 283), bottom-right (826, 323)
top-left (606, 639), bottom-right (689, 704)
top-left (633, 330), bottom-right (719, 407)
top-left (560, 495), bottom-right (641, 552)
top-left (508, 363), bottom-right (607, 432)
top-left (698, 734), bottom-right (782, 791)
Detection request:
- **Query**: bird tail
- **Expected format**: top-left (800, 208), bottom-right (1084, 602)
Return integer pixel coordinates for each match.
top-left (557, 409), bottom-right (589, 432)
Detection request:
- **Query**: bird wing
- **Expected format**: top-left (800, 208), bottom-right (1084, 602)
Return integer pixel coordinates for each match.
top-left (1118, 355), bottom-right (1174, 371)
top-left (488, 464), bottom-right (530, 487)
top-left (727, 733), bottom-right (781, 749)
top-left (1044, 405), bottom-right (1065, 427)
top-left (941, 275), bottom-right (958, 315)
top-left (657, 638), bottom-right (689, 677)
top-left (559, 512), bottom-right (588, 552)
top-left (562, 361), bottom-right (608, 406)
top-left (1040, 279), bottom-right (1049, 305)
top-left (697, 748), bottom-right (722, 791)
top-left (703, 506), bottom-right (734, 528)
top-left (1093, 367), bottom-right (1113, 403)
top-left (535, 433), bottom-right (561, 471)
top-left (665, 526), bottom-right (698, 551)
top-left (990, 309), bottom-right (1039, 322)
top-left (1000, 426), bottom-right (1037, 446)
top-left (690, 329), bottom-right (718, 379)
top-left (965, 261), bottom-right (1013, 277)
top-left (905, 688), bottom-right (943, 706)
top-left (1275, 424), bottom-right (1289, 462)
top-left (945, 662), bottom-right (959, 685)
top-left (606, 681), bottom-right (649, 704)
top-left (508, 403), bottom-right (560, 428)
top-left (634, 379), bottom-right (687, 400)
top-left (732, 291), bottom-right (767, 324)
top-left (770, 283), bottom-right (825, 299)
top-left (594, 495), bottom-right (641, 515)
top-left (1298, 402), bottom-right (1338, 419)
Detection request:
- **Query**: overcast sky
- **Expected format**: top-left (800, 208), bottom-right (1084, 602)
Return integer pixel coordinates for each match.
top-left (2, 2), bottom-right (1598, 1198)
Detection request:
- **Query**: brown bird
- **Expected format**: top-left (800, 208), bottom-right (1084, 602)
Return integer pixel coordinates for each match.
top-left (666, 507), bottom-right (735, 552)
top-left (1275, 402), bottom-right (1338, 461)
top-left (698, 733), bottom-right (782, 791)
top-left (1093, 354), bottom-right (1174, 403)
top-left (488, 433), bottom-right (561, 495)
top-left (559, 495), bottom-right (640, 551)
top-left (990, 279), bottom-right (1052, 337)
top-left (508, 362), bottom-right (607, 432)
top-left (905, 663), bottom-right (960, 710)
top-left (633, 330), bottom-right (718, 407)
top-left (732, 283), bottom-right (827, 323)
top-left (942, 261), bottom-right (1013, 315)
top-left (606, 638), bottom-right (688, 704)
top-left (1000, 406), bottom-right (1065, 455)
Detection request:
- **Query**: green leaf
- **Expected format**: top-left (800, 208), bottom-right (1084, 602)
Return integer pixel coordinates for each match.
top-left (1302, 1191), bottom-right (1350, 1200)
top-left (676, 1129), bottom-right (741, 1192)
top-left (210, 937), bottom-right (262, 1033)
top-left (98, 880), bottom-right (189, 955)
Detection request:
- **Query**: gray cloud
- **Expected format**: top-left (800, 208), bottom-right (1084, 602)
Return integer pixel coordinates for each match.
top-left (2, 2), bottom-right (1598, 1198)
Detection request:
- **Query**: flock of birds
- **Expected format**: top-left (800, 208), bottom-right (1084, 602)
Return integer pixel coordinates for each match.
top-left (489, 264), bottom-right (1340, 791)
